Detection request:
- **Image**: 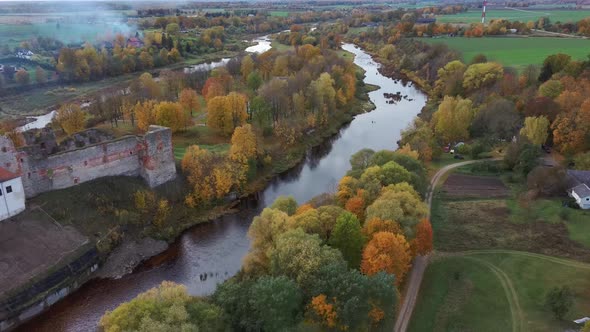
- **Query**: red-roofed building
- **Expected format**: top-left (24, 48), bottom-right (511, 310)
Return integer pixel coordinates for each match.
top-left (127, 37), bottom-right (144, 48)
top-left (0, 167), bottom-right (25, 221)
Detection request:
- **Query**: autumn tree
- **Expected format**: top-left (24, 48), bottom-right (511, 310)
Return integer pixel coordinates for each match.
top-left (362, 217), bottom-right (402, 240)
top-left (366, 182), bottom-right (428, 234)
top-left (414, 219), bottom-right (433, 255)
top-left (574, 152), bottom-right (590, 170)
top-left (552, 99), bottom-right (590, 154)
top-left (206, 93), bottom-right (248, 136)
top-left (15, 69), bottom-right (30, 85)
top-left (181, 145), bottom-right (236, 205)
top-left (270, 228), bottom-right (343, 289)
top-left (35, 66), bottom-right (47, 84)
top-left (178, 88), bottom-right (200, 116)
top-left (329, 212), bottom-right (364, 269)
top-left (243, 208), bottom-right (290, 275)
top-left (434, 60), bottom-right (466, 97)
top-left (345, 190), bottom-right (366, 220)
top-left (432, 95), bottom-right (474, 143)
top-left (240, 55), bottom-right (255, 81)
top-left (99, 281), bottom-right (226, 332)
top-left (54, 103), bottom-right (85, 135)
top-left (520, 116), bottom-right (550, 145)
top-left (462, 62), bottom-right (503, 91)
top-left (138, 72), bottom-right (161, 100)
top-left (154, 101), bottom-right (191, 132)
top-left (538, 79), bottom-right (563, 99)
top-left (229, 124), bottom-right (258, 182)
top-left (361, 231), bottom-right (412, 285)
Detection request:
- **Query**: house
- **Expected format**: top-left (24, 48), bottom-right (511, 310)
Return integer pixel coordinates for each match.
top-left (15, 49), bottom-right (34, 60)
top-left (567, 170), bottom-right (590, 209)
top-left (0, 167), bottom-right (25, 221)
top-left (127, 37), bottom-right (144, 48)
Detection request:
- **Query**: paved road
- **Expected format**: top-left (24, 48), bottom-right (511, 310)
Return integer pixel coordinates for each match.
top-left (393, 160), bottom-right (480, 332)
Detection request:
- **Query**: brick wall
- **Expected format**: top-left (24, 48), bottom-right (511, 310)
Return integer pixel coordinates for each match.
top-left (0, 126), bottom-right (177, 198)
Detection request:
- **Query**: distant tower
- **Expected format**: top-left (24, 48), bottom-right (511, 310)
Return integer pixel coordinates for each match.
top-left (481, 0), bottom-right (487, 24)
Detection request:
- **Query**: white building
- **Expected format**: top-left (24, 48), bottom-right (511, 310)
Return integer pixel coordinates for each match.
top-left (0, 167), bottom-right (25, 221)
top-left (570, 184), bottom-right (590, 210)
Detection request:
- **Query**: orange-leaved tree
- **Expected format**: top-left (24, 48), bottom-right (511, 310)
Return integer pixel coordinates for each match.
top-left (414, 218), bottom-right (433, 255)
top-left (361, 231), bottom-right (411, 286)
top-left (309, 294), bottom-right (338, 329)
top-left (178, 88), bottom-right (200, 116)
top-left (362, 217), bottom-right (402, 240)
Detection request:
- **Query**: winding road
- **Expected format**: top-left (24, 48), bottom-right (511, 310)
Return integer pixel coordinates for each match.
top-left (393, 160), bottom-right (479, 332)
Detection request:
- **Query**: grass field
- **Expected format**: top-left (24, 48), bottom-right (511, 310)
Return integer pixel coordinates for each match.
top-left (409, 251), bottom-right (590, 332)
top-left (0, 22), bottom-right (132, 48)
top-left (436, 8), bottom-right (590, 24)
top-left (422, 37), bottom-right (590, 69)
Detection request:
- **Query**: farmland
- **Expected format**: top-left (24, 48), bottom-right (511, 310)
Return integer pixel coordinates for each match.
top-left (411, 161), bottom-right (590, 331)
top-left (436, 8), bottom-right (590, 24)
top-left (421, 37), bottom-right (590, 69)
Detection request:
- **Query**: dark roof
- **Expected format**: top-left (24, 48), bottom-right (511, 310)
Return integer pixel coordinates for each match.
top-left (571, 184), bottom-right (590, 198)
top-left (0, 167), bottom-right (19, 182)
top-left (568, 170), bottom-right (590, 186)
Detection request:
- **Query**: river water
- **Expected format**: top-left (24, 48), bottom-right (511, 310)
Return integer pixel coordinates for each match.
top-left (18, 43), bottom-right (426, 332)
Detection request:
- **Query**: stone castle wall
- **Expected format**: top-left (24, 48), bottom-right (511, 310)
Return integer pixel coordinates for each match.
top-left (0, 126), bottom-right (176, 198)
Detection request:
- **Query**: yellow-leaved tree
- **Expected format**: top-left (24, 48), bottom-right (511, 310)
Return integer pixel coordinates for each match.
top-left (54, 103), bottom-right (86, 135)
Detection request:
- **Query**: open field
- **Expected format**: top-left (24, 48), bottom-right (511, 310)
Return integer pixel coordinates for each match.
top-left (422, 36), bottom-right (590, 69)
top-left (409, 252), bottom-right (590, 332)
top-left (436, 8), bottom-right (590, 24)
top-left (432, 170), bottom-right (590, 261)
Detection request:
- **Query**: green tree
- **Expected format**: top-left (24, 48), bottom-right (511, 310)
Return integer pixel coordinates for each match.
top-left (574, 152), bottom-right (590, 170)
top-left (366, 182), bottom-right (427, 234)
top-left (270, 228), bottom-right (343, 290)
top-left (165, 23), bottom-right (180, 36)
top-left (250, 276), bottom-right (304, 331)
top-left (539, 53), bottom-right (571, 82)
top-left (348, 148), bottom-right (375, 177)
top-left (329, 212), bottom-right (364, 269)
top-left (380, 161), bottom-right (412, 186)
top-left (270, 196), bottom-right (298, 216)
top-left (538, 79), bottom-right (563, 99)
top-left (545, 286), bottom-right (574, 320)
top-left (247, 71), bottom-right (262, 91)
top-left (520, 116), bottom-right (550, 145)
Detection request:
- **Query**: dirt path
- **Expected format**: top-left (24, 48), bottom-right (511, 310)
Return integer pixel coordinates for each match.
top-left (463, 255), bottom-right (525, 332)
top-left (393, 160), bottom-right (480, 332)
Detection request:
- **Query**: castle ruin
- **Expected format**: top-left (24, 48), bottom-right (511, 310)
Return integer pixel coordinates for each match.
top-left (0, 125), bottom-right (177, 198)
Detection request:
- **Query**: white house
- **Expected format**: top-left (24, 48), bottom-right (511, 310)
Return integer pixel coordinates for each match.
top-left (0, 167), bottom-right (25, 221)
top-left (570, 183), bottom-right (590, 210)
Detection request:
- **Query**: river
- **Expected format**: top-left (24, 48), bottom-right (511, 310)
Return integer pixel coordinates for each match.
top-left (17, 43), bottom-right (426, 332)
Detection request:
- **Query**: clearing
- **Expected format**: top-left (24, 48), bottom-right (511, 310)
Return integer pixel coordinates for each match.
top-left (409, 251), bottom-right (590, 332)
top-left (421, 37), bottom-right (590, 70)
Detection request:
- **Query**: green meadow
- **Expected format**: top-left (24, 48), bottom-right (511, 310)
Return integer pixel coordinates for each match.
top-left (422, 37), bottom-right (590, 69)
top-left (436, 8), bottom-right (590, 24)
top-left (409, 252), bottom-right (590, 332)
